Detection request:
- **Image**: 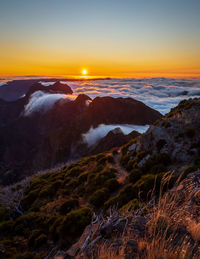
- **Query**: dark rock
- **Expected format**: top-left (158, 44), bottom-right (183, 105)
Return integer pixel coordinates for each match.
top-left (90, 129), bottom-right (140, 155)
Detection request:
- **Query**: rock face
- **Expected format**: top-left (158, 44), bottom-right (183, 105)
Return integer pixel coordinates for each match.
top-left (26, 81), bottom-right (73, 96)
top-left (126, 98), bottom-right (200, 166)
top-left (89, 128), bottom-right (140, 155)
top-left (86, 96), bottom-right (161, 126)
top-left (0, 81), bottom-right (161, 185)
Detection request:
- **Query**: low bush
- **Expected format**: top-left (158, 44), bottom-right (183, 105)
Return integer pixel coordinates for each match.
top-left (78, 171), bottom-right (89, 183)
top-left (133, 174), bottom-right (162, 199)
top-left (21, 189), bottom-right (39, 209)
top-left (66, 166), bottom-right (83, 178)
top-left (16, 252), bottom-right (34, 259)
top-left (105, 184), bottom-right (137, 209)
top-left (59, 207), bottom-right (92, 237)
top-left (137, 150), bottom-right (149, 161)
top-left (94, 167), bottom-right (117, 186)
top-left (105, 178), bottom-right (120, 192)
top-left (90, 188), bottom-right (110, 208)
top-left (59, 198), bottom-right (79, 215)
top-left (120, 153), bottom-right (130, 167)
top-left (142, 153), bottom-right (170, 174)
top-left (28, 229), bottom-right (42, 247)
top-left (0, 220), bottom-right (13, 237)
top-left (0, 205), bottom-right (9, 221)
top-left (34, 233), bottom-right (47, 248)
top-left (129, 168), bottom-right (143, 183)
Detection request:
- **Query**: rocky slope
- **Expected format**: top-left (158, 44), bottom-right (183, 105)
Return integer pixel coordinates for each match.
top-left (0, 98), bottom-right (199, 258)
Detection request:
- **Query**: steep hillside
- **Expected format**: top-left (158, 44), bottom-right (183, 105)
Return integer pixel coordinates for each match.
top-left (0, 98), bottom-right (199, 258)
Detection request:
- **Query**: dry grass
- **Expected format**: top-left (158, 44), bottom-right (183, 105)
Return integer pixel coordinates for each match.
top-left (80, 171), bottom-right (200, 259)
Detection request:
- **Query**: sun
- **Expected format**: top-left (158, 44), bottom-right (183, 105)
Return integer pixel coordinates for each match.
top-left (82, 69), bottom-right (88, 75)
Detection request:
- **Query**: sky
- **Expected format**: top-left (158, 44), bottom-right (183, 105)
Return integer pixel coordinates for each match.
top-left (0, 0), bottom-right (200, 78)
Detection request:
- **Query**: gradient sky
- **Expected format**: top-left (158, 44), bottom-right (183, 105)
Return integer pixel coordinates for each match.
top-left (0, 0), bottom-right (200, 77)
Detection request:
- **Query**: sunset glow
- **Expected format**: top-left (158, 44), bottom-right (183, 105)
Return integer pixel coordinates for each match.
top-left (0, 1), bottom-right (199, 78)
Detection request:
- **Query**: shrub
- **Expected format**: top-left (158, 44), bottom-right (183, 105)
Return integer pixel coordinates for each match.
top-left (0, 220), bottom-right (13, 236)
top-left (64, 179), bottom-right (79, 190)
top-left (66, 166), bottom-right (83, 177)
top-left (34, 233), bottom-right (47, 248)
top-left (117, 184), bottom-right (137, 208)
top-left (133, 174), bottom-right (158, 199)
top-left (97, 156), bottom-right (107, 165)
top-left (126, 158), bottom-right (137, 172)
top-left (137, 150), bottom-right (149, 161)
top-left (78, 171), bottom-right (89, 183)
top-left (39, 180), bottom-right (62, 198)
top-left (105, 184), bottom-right (137, 209)
top-left (49, 216), bottom-right (64, 240)
top-left (129, 168), bottom-right (143, 183)
top-left (28, 229), bottom-right (42, 247)
top-left (21, 189), bottom-right (39, 209)
top-left (104, 196), bottom-right (118, 209)
top-left (0, 205), bottom-right (9, 221)
top-left (120, 153), bottom-right (130, 167)
top-left (105, 178), bottom-right (120, 192)
top-left (112, 149), bottom-right (119, 155)
top-left (150, 163), bottom-right (166, 174)
top-left (14, 212), bottom-right (46, 234)
top-left (107, 155), bottom-right (114, 163)
top-left (59, 207), bottom-right (92, 237)
top-left (59, 198), bottom-right (79, 215)
top-left (94, 167), bottom-right (117, 186)
top-left (16, 252), bottom-right (34, 259)
top-left (30, 199), bottom-right (48, 212)
top-left (142, 153), bottom-right (170, 174)
top-left (90, 188), bottom-right (110, 208)
top-left (95, 153), bottom-right (106, 161)
top-left (120, 198), bottom-right (139, 212)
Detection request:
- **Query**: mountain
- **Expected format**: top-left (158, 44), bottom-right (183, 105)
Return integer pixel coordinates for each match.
top-left (0, 98), bottom-right (199, 258)
top-left (0, 81), bottom-right (162, 185)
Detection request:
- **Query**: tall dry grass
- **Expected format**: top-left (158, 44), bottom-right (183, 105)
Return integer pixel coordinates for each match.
top-left (81, 171), bottom-right (200, 259)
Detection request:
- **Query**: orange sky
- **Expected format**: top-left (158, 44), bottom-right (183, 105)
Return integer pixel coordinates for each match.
top-left (0, 1), bottom-right (200, 78)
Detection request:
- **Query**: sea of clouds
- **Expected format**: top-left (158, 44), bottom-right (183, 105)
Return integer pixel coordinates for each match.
top-left (1, 77), bottom-right (200, 115)
top-left (66, 78), bottom-right (200, 114)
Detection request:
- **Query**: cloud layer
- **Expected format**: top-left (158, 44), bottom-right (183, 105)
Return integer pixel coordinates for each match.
top-left (82, 124), bottom-right (149, 147)
top-left (23, 91), bottom-right (76, 116)
top-left (66, 78), bottom-right (200, 114)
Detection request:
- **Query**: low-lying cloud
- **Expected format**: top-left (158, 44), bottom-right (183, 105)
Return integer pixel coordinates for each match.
top-left (82, 124), bottom-right (149, 147)
top-left (23, 91), bottom-right (76, 116)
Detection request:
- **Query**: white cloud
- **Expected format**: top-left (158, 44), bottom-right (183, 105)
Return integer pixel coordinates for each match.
top-left (67, 78), bottom-right (200, 114)
top-left (23, 91), bottom-right (76, 116)
top-left (82, 124), bottom-right (149, 147)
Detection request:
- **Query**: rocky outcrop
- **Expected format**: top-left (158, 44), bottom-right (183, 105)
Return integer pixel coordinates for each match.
top-left (86, 96), bottom-right (162, 126)
top-left (125, 98), bottom-right (200, 166)
top-left (89, 128), bottom-right (140, 155)
top-left (26, 81), bottom-right (73, 96)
